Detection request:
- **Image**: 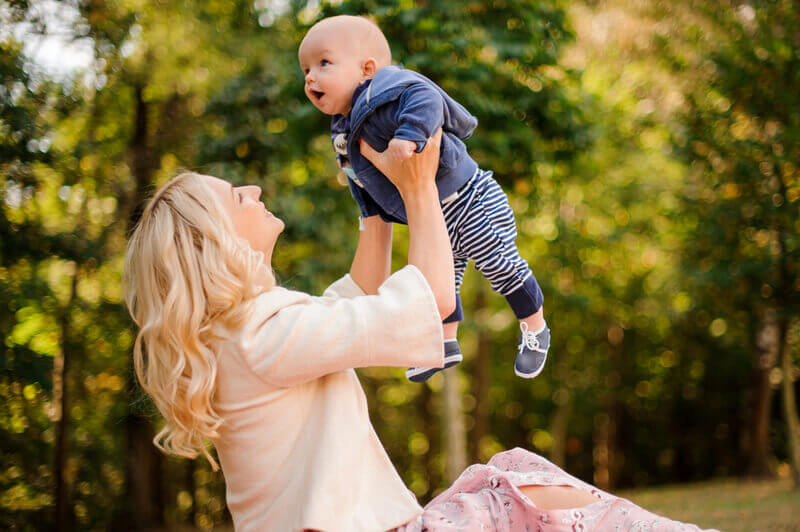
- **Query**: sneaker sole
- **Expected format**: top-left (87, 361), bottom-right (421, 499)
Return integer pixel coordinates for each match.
top-left (406, 353), bottom-right (463, 381)
top-left (514, 354), bottom-right (547, 379)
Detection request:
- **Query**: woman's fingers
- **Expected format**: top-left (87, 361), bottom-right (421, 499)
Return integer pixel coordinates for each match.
top-left (419, 129), bottom-right (442, 179)
top-left (358, 138), bottom-right (384, 169)
top-left (427, 128), bottom-right (442, 153)
top-left (358, 129), bottom-right (443, 191)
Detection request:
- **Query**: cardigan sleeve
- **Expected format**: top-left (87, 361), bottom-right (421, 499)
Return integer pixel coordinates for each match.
top-left (321, 272), bottom-right (366, 299)
top-left (242, 265), bottom-right (444, 388)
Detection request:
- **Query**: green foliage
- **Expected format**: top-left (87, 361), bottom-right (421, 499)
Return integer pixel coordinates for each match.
top-left (663, 0), bottom-right (800, 319)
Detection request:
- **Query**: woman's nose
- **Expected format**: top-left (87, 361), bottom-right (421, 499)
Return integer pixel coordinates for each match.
top-left (244, 185), bottom-right (261, 199)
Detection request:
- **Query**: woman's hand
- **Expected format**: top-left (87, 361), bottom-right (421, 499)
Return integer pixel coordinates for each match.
top-left (358, 129), bottom-right (442, 200)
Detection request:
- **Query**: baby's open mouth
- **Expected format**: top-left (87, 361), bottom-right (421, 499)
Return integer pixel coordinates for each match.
top-left (312, 90), bottom-right (324, 99)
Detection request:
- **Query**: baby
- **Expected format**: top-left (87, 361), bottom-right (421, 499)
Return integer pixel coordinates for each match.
top-left (298, 15), bottom-right (549, 382)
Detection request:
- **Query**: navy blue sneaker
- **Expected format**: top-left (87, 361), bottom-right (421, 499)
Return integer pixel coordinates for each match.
top-left (515, 322), bottom-right (550, 378)
top-left (406, 340), bottom-right (463, 383)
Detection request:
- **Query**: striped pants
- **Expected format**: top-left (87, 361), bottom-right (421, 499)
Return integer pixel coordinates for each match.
top-left (441, 169), bottom-right (543, 323)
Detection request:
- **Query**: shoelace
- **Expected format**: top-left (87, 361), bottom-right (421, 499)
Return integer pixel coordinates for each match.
top-left (519, 322), bottom-right (540, 351)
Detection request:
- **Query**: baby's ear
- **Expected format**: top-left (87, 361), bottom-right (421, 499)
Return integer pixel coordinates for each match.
top-left (362, 58), bottom-right (378, 79)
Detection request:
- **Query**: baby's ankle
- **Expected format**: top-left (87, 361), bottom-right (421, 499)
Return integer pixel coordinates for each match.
top-left (520, 309), bottom-right (545, 331)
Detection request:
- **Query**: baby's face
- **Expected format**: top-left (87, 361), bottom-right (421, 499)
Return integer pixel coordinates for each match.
top-left (299, 31), bottom-right (365, 116)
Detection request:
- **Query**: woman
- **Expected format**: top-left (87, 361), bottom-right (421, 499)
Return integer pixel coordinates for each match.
top-left (123, 131), bottom-right (714, 531)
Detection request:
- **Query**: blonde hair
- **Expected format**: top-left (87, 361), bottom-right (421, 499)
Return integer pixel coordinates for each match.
top-left (123, 172), bottom-right (274, 469)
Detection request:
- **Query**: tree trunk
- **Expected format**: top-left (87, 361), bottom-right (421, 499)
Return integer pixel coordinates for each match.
top-left (128, 84), bottom-right (155, 229)
top-left (593, 406), bottom-right (619, 491)
top-left (186, 459), bottom-right (197, 526)
top-left (549, 388), bottom-right (571, 467)
top-left (471, 284), bottom-right (491, 464)
top-left (775, 166), bottom-right (800, 487)
top-left (746, 309), bottom-right (779, 477)
top-left (418, 384), bottom-right (439, 502)
top-left (443, 369), bottom-right (467, 483)
top-left (779, 316), bottom-right (800, 487)
top-left (54, 271), bottom-right (78, 532)
top-left (124, 412), bottom-right (165, 529)
top-left (119, 81), bottom-right (165, 530)
top-left (595, 331), bottom-right (623, 491)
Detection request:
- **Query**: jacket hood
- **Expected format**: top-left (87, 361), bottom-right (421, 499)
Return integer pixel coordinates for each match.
top-left (349, 66), bottom-right (477, 140)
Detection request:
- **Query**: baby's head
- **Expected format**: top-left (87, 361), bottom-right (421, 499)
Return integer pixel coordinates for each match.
top-left (299, 15), bottom-right (391, 116)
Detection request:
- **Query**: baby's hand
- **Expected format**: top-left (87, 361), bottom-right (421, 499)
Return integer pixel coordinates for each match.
top-left (359, 129), bottom-right (442, 196)
top-left (385, 138), bottom-right (417, 165)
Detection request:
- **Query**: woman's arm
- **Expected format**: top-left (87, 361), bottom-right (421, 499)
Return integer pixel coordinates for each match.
top-left (242, 266), bottom-right (443, 387)
top-left (349, 215), bottom-right (392, 295)
top-left (359, 128), bottom-right (455, 319)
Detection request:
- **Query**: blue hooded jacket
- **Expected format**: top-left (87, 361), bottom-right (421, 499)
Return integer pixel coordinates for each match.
top-left (331, 66), bottom-right (479, 223)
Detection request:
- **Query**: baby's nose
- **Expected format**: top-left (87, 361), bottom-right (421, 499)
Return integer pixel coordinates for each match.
top-left (305, 70), bottom-right (315, 82)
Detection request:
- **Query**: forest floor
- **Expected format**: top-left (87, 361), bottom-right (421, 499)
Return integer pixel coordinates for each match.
top-left (619, 476), bottom-right (800, 531)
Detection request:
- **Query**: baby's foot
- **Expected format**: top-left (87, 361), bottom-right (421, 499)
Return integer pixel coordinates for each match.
top-left (515, 322), bottom-right (549, 378)
top-left (406, 339), bottom-right (462, 383)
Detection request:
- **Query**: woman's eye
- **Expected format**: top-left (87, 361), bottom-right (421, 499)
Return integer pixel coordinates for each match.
top-left (237, 192), bottom-right (243, 203)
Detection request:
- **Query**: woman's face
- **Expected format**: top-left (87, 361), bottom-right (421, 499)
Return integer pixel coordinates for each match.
top-left (204, 175), bottom-right (284, 263)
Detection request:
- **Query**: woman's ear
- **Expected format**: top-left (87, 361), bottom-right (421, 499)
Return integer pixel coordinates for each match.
top-left (362, 58), bottom-right (378, 79)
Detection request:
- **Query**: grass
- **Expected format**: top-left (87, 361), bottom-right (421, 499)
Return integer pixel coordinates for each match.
top-left (618, 477), bottom-right (800, 532)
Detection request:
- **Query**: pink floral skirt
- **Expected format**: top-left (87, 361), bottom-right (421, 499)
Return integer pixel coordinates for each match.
top-left (393, 448), bottom-right (718, 532)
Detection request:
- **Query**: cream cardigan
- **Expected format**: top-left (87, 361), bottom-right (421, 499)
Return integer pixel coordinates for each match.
top-left (212, 265), bottom-right (445, 531)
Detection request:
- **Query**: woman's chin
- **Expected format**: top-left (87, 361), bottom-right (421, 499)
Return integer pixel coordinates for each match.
top-left (260, 221), bottom-right (284, 257)
top-left (270, 215), bottom-right (285, 233)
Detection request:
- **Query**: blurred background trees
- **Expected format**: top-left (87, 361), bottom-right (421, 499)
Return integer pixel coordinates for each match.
top-left (0, 0), bottom-right (798, 529)
top-left (656, 0), bottom-right (800, 484)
